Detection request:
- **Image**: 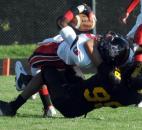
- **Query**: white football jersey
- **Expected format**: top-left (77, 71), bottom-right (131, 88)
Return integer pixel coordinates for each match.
top-left (58, 26), bottom-right (97, 68)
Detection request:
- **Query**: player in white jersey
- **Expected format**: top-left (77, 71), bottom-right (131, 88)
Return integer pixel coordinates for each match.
top-left (15, 4), bottom-right (97, 115)
top-left (35, 31), bottom-right (99, 71)
top-left (58, 26), bottom-right (99, 71)
top-left (122, 0), bottom-right (142, 39)
top-left (57, 5), bottom-right (128, 73)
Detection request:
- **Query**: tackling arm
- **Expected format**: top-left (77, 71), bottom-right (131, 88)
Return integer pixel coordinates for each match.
top-left (126, 0), bottom-right (140, 15)
top-left (84, 39), bottom-right (102, 67)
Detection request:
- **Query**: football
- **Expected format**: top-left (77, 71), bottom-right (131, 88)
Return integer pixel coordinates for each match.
top-left (70, 13), bottom-right (96, 32)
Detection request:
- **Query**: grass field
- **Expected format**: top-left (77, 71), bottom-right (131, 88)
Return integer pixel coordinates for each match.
top-left (0, 76), bottom-right (142, 130)
top-left (0, 44), bottom-right (142, 130)
top-left (0, 44), bottom-right (36, 58)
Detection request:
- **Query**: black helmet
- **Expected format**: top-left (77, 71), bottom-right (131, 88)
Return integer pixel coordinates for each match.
top-left (98, 33), bottom-right (130, 67)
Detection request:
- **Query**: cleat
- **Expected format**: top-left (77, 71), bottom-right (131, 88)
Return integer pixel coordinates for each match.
top-left (138, 101), bottom-right (142, 107)
top-left (0, 100), bottom-right (16, 116)
top-left (15, 61), bottom-right (27, 91)
top-left (43, 106), bottom-right (57, 117)
top-left (31, 93), bottom-right (38, 100)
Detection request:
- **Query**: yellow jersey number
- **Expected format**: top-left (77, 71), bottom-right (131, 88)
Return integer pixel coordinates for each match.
top-left (84, 87), bottom-right (121, 108)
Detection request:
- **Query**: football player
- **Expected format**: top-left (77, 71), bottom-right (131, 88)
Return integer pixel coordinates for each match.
top-left (0, 4), bottom-right (138, 117)
top-left (121, 0), bottom-right (142, 55)
top-left (14, 3), bottom-right (96, 117)
top-left (15, 61), bottom-right (57, 117)
top-left (122, 0), bottom-right (142, 39)
top-left (121, 1), bottom-right (142, 93)
top-left (0, 33), bottom-right (138, 117)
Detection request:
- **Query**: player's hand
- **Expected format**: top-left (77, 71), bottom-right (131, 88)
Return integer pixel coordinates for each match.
top-left (83, 4), bottom-right (93, 20)
top-left (122, 13), bottom-right (129, 24)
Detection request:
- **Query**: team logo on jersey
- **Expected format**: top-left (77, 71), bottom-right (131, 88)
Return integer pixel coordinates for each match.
top-left (109, 45), bottom-right (119, 57)
top-left (73, 47), bottom-right (80, 55)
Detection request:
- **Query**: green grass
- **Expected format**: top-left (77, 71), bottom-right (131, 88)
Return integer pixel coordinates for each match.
top-left (0, 76), bottom-right (142, 130)
top-left (0, 44), bottom-right (37, 59)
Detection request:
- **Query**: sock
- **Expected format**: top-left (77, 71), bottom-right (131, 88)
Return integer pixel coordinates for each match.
top-left (39, 85), bottom-right (53, 110)
top-left (10, 95), bottom-right (27, 112)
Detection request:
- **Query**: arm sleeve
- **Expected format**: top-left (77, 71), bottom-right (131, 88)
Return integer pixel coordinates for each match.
top-left (126, 0), bottom-right (140, 14)
top-left (38, 35), bottom-right (63, 45)
top-left (60, 26), bottom-right (77, 47)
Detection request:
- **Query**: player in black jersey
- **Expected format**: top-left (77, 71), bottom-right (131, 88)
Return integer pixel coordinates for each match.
top-left (0, 33), bottom-right (142, 118)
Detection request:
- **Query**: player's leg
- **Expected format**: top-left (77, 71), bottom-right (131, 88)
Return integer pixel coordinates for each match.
top-left (15, 61), bottom-right (57, 117)
top-left (41, 65), bottom-right (93, 118)
top-left (39, 85), bottom-right (56, 117)
top-left (28, 42), bottom-right (66, 117)
top-left (16, 63), bottom-right (57, 117)
top-left (0, 72), bottom-right (43, 116)
top-left (29, 53), bottom-right (57, 117)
